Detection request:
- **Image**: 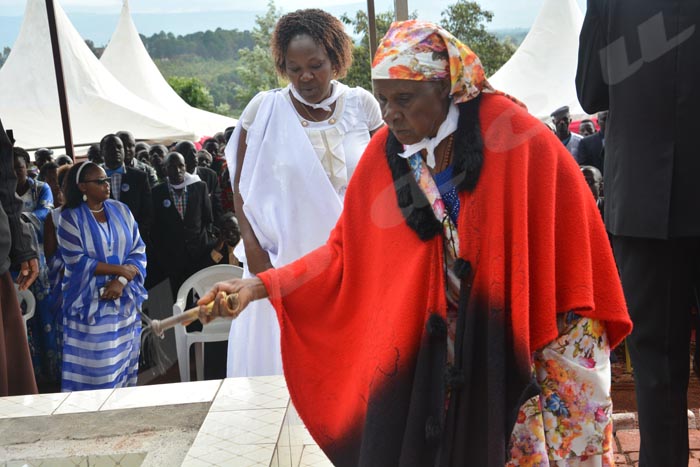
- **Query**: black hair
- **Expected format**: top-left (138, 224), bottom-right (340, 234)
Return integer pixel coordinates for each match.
top-left (38, 161), bottom-right (59, 181)
top-left (224, 126), bottom-right (235, 143)
top-left (12, 147), bottom-right (31, 167)
top-left (64, 161), bottom-right (99, 209)
top-left (57, 164), bottom-right (72, 191)
top-left (100, 133), bottom-right (121, 155)
top-left (271, 9), bottom-right (353, 79)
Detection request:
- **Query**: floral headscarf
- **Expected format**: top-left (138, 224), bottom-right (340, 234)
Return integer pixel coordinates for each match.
top-left (371, 20), bottom-right (495, 104)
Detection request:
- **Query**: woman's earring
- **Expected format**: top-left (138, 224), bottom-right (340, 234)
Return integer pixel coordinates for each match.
top-left (82, 194), bottom-right (87, 202)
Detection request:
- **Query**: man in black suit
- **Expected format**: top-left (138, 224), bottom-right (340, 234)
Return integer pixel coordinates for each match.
top-left (577, 2), bottom-right (700, 465)
top-left (101, 134), bottom-right (152, 241)
top-left (151, 152), bottom-right (213, 295)
top-left (174, 140), bottom-right (223, 225)
top-left (577, 111), bottom-right (607, 174)
top-left (116, 130), bottom-right (159, 187)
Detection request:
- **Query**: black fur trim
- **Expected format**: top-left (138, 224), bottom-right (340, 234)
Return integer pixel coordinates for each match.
top-left (385, 132), bottom-right (443, 241)
top-left (453, 258), bottom-right (472, 280)
top-left (452, 95), bottom-right (484, 192)
top-left (426, 313), bottom-right (447, 339)
top-left (384, 95), bottom-right (484, 240)
top-left (444, 365), bottom-right (466, 390)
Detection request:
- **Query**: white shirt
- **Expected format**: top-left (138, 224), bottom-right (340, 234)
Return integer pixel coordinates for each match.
top-left (240, 85), bottom-right (383, 197)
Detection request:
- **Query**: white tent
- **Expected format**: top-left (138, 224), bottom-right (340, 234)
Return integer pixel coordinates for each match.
top-left (100, 0), bottom-right (236, 139)
top-left (489, 0), bottom-right (586, 119)
top-left (0, 0), bottom-right (196, 150)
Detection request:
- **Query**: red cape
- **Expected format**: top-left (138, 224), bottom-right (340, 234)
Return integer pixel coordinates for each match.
top-left (259, 94), bottom-right (631, 465)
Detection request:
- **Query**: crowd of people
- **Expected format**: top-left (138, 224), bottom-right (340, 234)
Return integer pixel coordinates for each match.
top-left (4, 128), bottom-right (241, 391)
top-left (1, 1), bottom-right (697, 465)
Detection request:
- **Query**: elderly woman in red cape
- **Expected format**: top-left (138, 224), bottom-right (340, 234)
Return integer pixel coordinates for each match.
top-left (200, 20), bottom-right (631, 467)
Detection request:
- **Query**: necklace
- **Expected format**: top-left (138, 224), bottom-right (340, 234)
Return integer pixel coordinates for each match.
top-left (89, 205), bottom-right (104, 213)
top-left (436, 134), bottom-right (455, 173)
top-left (295, 95), bottom-right (331, 122)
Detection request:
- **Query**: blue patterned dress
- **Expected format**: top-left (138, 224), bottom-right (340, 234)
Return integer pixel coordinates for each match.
top-left (56, 200), bottom-right (147, 391)
top-left (17, 178), bottom-right (56, 382)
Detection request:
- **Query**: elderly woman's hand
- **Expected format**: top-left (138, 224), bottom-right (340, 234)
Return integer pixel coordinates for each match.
top-left (197, 277), bottom-right (268, 324)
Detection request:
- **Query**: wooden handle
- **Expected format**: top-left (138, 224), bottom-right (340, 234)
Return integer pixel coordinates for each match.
top-left (149, 293), bottom-right (239, 337)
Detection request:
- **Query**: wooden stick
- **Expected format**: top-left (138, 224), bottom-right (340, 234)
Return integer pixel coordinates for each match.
top-left (149, 293), bottom-right (239, 337)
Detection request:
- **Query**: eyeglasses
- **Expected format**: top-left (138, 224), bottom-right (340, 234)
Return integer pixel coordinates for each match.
top-left (83, 178), bottom-right (110, 185)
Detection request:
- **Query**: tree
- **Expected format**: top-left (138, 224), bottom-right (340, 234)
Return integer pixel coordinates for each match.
top-left (167, 76), bottom-right (215, 111)
top-left (440, 0), bottom-right (516, 76)
top-left (340, 1), bottom-right (515, 89)
top-left (340, 10), bottom-right (409, 91)
top-left (0, 47), bottom-right (10, 69)
top-left (232, 0), bottom-right (282, 113)
top-left (85, 40), bottom-right (104, 58)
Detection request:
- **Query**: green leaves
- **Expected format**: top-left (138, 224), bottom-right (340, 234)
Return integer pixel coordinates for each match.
top-left (439, 0), bottom-right (516, 77)
top-left (166, 76), bottom-right (215, 112)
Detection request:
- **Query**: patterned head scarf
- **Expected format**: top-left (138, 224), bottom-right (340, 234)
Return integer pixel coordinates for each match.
top-left (371, 20), bottom-right (495, 104)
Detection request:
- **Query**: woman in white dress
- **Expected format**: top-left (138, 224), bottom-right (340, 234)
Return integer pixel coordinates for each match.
top-left (225, 8), bottom-right (383, 377)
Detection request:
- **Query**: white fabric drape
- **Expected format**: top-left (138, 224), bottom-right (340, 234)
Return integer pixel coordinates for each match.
top-left (223, 90), bottom-right (343, 377)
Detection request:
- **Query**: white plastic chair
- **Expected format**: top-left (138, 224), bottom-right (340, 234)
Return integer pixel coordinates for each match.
top-left (14, 284), bottom-right (35, 337)
top-left (173, 264), bottom-right (243, 382)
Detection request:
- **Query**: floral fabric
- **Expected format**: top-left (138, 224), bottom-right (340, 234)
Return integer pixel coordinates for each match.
top-left (507, 315), bottom-right (614, 467)
top-left (371, 20), bottom-right (492, 104)
top-left (408, 151), bottom-right (615, 466)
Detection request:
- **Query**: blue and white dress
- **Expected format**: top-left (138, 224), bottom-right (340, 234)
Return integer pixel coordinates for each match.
top-left (56, 199), bottom-right (147, 391)
top-left (17, 178), bottom-right (56, 382)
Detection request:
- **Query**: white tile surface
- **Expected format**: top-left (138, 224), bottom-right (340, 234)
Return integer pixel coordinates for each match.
top-left (183, 408), bottom-right (285, 466)
top-left (299, 445), bottom-right (333, 467)
top-left (0, 392), bottom-right (68, 419)
top-left (210, 376), bottom-right (288, 412)
top-left (53, 389), bottom-right (114, 415)
top-left (6, 456), bottom-right (88, 466)
top-left (200, 409), bottom-right (285, 445)
top-left (182, 443), bottom-right (276, 466)
top-left (100, 380), bottom-right (222, 411)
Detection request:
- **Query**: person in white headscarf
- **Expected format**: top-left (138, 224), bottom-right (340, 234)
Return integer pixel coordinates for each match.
top-left (224, 8), bottom-right (383, 377)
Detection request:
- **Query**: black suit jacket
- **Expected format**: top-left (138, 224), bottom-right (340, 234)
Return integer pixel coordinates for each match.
top-left (195, 167), bottom-right (223, 224)
top-left (109, 166), bottom-right (152, 239)
top-left (0, 119), bottom-right (36, 273)
top-left (151, 181), bottom-right (213, 291)
top-left (577, 0), bottom-right (700, 238)
top-left (577, 132), bottom-right (604, 174)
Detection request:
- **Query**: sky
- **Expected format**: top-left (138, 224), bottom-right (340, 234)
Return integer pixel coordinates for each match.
top-left (0, 0), bottom-right (588, 49)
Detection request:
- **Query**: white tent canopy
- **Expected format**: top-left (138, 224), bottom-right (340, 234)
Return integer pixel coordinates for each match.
top-left (0, 0), bottom-right (195, 150)
top-left (100, 0), bottom-right (236, 139)
top-left (489, 0), bottom-right (586, 119)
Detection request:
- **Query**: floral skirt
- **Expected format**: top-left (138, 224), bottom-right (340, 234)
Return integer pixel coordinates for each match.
top-left (507, 315), bottom-right (614, 467)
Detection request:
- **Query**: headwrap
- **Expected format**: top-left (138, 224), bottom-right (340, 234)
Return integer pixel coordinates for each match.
top-left (371, 20), bottom-right (496, 104)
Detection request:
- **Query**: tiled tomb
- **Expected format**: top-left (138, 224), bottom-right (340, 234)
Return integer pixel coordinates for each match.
top-left (0, 376), bottom-right (332, 467)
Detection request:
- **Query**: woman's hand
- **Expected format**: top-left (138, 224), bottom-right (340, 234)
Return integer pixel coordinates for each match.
top-left (118, 265), bottom-right (139, 281)
top-left (101, 279), bottom-right (124, 301)
top-left (16, 258), bottom-right (39, 291)
top-left (197, 277), bottom-right (268, 324)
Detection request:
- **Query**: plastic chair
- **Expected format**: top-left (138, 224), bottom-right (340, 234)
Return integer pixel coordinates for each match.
top-left (173, 264), bottom-right (243, 382)
top-left (14, 284), bottom-right (36, 337)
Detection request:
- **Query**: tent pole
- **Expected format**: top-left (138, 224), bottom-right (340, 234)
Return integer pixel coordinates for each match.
top-left (45, 0), bottom-right (75, 160)
top-left (394, 0), bottom-right (409, 21)
top-left (367, 0), bottom-right (378, 63)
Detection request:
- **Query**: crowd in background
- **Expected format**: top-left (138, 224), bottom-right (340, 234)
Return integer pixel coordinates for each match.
top-left (8, 106), bottom-right (611, 392)
top-left (10, 128), bottom-right (242, 390)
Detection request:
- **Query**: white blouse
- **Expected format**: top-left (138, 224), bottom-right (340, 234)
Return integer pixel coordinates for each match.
top-left (239, 84), bottom-right (383, 197)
